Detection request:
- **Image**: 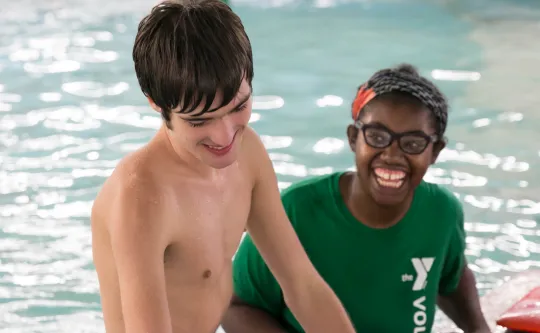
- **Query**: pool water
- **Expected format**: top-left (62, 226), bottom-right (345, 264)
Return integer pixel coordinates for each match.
top-left (1, 0), bottom-right (539, 331)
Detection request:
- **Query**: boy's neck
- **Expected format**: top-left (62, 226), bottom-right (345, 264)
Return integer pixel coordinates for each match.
top-left (152, 126), bottom-right (218, 179)
top-left (341, 172), bottom-right (414, 229)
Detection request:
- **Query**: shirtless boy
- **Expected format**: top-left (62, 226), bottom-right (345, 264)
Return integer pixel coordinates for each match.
top-left (91, 1), bottom-right (356, 333)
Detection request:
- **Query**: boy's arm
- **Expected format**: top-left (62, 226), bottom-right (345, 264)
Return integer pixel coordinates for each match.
top-left (104, 177), bottom-right (173, 333)
top-left (243, 128), bottom-right (355, 333)
top-left (437, 204), bottom-right (490, 333)
top-left (222, 232), bottom-right (288, 333)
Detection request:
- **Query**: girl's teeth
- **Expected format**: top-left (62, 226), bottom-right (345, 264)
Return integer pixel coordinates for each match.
top-left (376, 178), bottom-right (404, 188)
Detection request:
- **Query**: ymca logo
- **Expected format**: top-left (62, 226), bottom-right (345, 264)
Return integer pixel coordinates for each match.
top-left (401, 257), bottom-right (435, 291)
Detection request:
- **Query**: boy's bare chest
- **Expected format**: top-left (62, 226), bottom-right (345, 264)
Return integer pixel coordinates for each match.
top-left (164, 175), bottom-right (252, 283)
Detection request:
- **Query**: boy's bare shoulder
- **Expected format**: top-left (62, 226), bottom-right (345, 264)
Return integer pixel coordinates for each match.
top-left (92, 147), bottom-right (170, 234)
top-left (239, 126), bottom-right (271, 175)
top-left (241, 126), bottom-right (265, 153)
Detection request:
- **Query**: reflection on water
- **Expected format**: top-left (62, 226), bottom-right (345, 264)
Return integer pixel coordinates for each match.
top-left (1, 0), bottom-right (539, 332)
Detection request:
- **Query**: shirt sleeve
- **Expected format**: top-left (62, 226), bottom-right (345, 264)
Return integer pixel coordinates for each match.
top-left (438, 200), bottom-right (466, 295)
top-left (232, 232), bottom-right (285, 317)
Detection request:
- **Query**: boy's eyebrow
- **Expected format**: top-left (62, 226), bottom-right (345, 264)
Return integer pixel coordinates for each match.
top-left (188, 93), bottom-right (252, 121)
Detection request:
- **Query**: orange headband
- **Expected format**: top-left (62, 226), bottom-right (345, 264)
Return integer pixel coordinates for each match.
top-left (351, 84), bottom-right (376, 121)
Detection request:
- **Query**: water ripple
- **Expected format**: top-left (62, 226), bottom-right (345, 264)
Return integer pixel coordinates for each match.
top-left (312, 137), bottom-right (345, 154)
top-left (62, 81), bottom-right (128, 98)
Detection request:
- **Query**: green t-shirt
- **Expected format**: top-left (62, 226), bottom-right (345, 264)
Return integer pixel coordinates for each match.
top-left (232, 171), bottom-right (466, 333)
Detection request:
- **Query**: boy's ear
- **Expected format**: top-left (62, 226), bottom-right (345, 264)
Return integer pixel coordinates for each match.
top-left (147, 96), bottom-right (161, 113)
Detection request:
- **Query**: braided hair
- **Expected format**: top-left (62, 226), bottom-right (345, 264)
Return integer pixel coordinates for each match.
top-left (351, 64), bottom-right (448, 138)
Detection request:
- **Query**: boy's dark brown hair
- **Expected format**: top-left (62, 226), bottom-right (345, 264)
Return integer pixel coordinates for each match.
top-left (133, 0), bottom-right (254, 128)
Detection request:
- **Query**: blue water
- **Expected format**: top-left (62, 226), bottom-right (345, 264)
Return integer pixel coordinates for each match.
top-left (1, 0), bottom-right (540, 332)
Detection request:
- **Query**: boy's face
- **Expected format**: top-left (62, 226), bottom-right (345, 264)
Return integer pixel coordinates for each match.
top-left (150, 79), bottom-right (253, 170)
top-left (346, 99), bottom-right (445, 206)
